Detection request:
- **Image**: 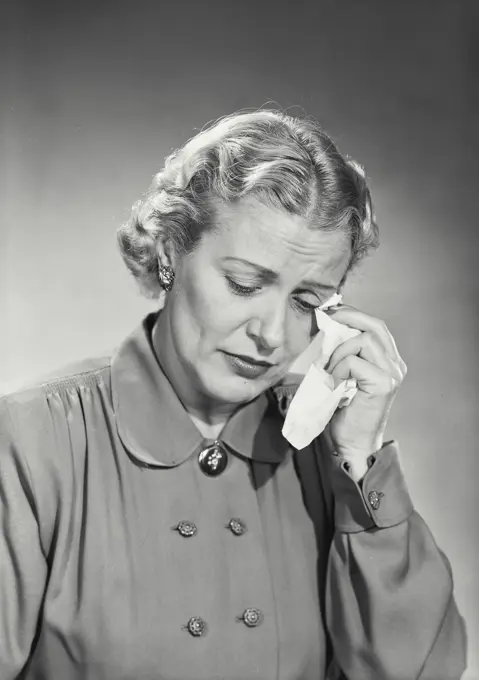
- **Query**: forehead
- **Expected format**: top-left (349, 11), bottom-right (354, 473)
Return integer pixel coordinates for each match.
top-left (205, 196), bottom-right (351, 286)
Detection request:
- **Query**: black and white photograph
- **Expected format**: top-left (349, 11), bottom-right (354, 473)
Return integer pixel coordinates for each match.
top-left (2, 2), bottom-right (477, 678)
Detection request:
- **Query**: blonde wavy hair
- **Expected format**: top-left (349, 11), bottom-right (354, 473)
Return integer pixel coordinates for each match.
top-left (118, 110), bottom-right (379, 298)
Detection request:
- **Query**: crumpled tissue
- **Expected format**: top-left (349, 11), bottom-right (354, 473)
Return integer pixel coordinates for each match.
top-left (281, 294), bottom-right (360, 450)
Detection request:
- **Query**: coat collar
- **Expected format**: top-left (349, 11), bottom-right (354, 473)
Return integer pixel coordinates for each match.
top-left (111, 313), bottom-right (291, 468)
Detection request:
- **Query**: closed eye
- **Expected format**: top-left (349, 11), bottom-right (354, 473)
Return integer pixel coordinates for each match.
top-left (226, 276), bottom-right (321, 314)
top-left (293, 298), bottom-right (317, 313)
top-left (226, 277), bottom-right (261, 296)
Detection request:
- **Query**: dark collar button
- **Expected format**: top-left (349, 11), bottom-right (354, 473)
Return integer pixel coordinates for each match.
top-left (198, 442), bottom-right (228, 477)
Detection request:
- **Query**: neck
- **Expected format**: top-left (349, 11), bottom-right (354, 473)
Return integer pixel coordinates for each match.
top-left (151, 310), bottom-right (237, 436)
top-left (187, 413), bottom-right (226, 441)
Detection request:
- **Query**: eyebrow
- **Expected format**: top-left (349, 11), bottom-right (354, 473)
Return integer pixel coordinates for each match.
top-left (221, 257), bottom-right (337, 292)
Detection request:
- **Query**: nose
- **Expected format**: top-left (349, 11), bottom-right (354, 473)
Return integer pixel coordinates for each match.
top-left (246, 299), bottom-right (287, 351)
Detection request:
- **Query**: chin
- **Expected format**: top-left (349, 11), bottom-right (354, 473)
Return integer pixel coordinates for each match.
top-left (201, 370), bottom-right (268, 406)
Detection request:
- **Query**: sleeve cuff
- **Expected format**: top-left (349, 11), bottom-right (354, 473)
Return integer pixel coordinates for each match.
top-left (327, 441), bottom-right (414, 533)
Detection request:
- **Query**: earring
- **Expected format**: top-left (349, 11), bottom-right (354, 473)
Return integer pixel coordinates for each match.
top-left (158, 264), bottom-right (175, 292)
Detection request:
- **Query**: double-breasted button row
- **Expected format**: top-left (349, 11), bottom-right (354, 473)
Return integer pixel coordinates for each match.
top-left (183, 616), bottom-right (207, 637)
top-left (173, 520), bottom-right (198, 537)
top-left (226, 518), bottom-right (247, 536)
top-left (184, 609), bottom-right (264, 637)
top-left (172, 518), bottom-right (248, 537)
top-left (237, 607), bottom-right (263, 628)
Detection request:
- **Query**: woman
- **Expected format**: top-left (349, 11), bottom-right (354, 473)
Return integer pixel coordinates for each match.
top-left (0, 110), bottom-right (467, 679)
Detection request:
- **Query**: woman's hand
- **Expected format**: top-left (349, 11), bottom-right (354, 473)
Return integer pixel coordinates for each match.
top-left (325, 305), bottom-right (407, 481)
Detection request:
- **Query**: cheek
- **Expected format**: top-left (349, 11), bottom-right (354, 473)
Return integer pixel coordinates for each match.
top-left (285, 311), bottom-right (316, 358)
top-left (178, 266), bottom-right (241, 346)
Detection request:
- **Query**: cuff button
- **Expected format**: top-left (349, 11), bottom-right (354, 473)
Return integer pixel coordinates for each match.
top-left (367, 489), bottom-right (384, 510)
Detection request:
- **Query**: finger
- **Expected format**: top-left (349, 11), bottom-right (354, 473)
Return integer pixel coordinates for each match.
top-left (327, 332), bottom-right (404, 384)
top-left (326, 305), bottom-right (401, 363)
top-left (331, 355), bottom-right (399, 396)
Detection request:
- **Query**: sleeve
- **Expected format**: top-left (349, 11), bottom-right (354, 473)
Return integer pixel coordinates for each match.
top-left (320, 441), bottom-right (468, 680)
top-left (0, 399), bottom-right (49, 679)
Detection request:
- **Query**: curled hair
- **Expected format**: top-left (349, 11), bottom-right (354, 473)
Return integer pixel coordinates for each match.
top-left (118, 110), bottom-right (379, 298)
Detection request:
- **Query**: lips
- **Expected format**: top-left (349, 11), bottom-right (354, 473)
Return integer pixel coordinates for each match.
top-left (222, 352), bottom-right (275, 379)
top-left (227, 353), bottom-right (274, 367)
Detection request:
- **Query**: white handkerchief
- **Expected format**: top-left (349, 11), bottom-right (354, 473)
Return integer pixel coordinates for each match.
top-left (281, 294), bottom-right (360, 450)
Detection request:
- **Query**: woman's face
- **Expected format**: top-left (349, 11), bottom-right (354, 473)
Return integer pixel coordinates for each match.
top-left (161, 196), bottom-right (351, 410)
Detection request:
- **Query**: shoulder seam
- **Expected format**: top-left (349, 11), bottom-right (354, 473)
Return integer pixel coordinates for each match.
top-left (42, 365), bottom-right (111, 394)
top-left (0, 363), bottom-right (112, 403)
top-left (40, 364), bottom-right (110, 386)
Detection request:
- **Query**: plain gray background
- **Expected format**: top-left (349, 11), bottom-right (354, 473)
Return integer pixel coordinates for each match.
top-left (3, 1), bottom-right (478, 675)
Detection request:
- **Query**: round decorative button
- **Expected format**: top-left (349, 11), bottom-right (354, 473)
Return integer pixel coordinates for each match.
top-left (198, 442), bottom-right (228, 477)
top-left (173, 520), bottom-right (197, 537)
top-left (367, 489), bottom-right (384, 510)
top-left (227, 518), bottom-right (247, 536)
top-left (238, 608), bottom-right (263, 628)
top-left (184, 616), bottom-right (207, 637)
